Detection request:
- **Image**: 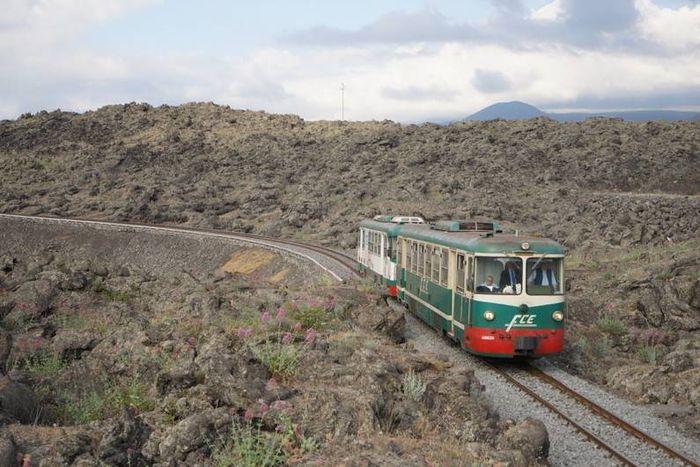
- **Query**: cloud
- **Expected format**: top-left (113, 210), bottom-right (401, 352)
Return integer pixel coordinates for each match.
top-left (0, 0), bottom-right (699, 121)
top-left (381, 85), bottom-right (457, 102)
top-left (288, 9), bottom-right (479, 46)
top-left (288, 0), bottom-right (699, 54)
top-left (471, 69), bottom-right (512, 94)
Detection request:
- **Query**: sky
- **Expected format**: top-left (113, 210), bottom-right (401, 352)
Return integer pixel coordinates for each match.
top-left (1, 0), bottom-right (699, 122)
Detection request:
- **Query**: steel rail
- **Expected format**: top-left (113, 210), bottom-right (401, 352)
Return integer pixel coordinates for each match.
top-left (524, 364), bottom-right (698, 467)
top-left (484, 361), bottom-right (636, 466)
top-left (0, 214), bottom-right (359, 282)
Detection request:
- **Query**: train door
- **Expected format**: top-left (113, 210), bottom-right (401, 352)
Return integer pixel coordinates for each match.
top-left (453, 253), bottom-right (474, 346)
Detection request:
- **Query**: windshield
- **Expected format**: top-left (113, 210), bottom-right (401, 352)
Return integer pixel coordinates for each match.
top-left (526, 258), bottom-right (564, 295)
top-left (475, 257), bottom-right (523, 294)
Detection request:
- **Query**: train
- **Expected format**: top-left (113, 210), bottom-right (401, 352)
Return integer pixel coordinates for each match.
top-left (357, 215), bottom-right (565, 358)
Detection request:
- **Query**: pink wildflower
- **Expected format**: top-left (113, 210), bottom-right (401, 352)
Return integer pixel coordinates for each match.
top-left (275, 424), bottom-right (285, 432)
top-left (324, 297), bottom-right (337, 312)
top-left (271, 400), bottom-right (290, 412)
top-left (292, 322), bottom-right (302, 332)
top-left (265, 378), bottom-right (279, 391)
top-left (259, 401), bottom-right (269, 414)
top-left (236, 327), bottom-right (253, 339)
top-left (282, 332), bottom-right (293, 345)
top-left (275, 307), bottom-right (287, 321)
top-left (304, 328), bottom-right (317, 345)
top-left (244, 408), bottom-right (254, 421)
top-left (260, 311), bottom-right (271, 324)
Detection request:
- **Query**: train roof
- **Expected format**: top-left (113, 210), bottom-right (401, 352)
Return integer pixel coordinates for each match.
top-left (359, 218), bottom-right (564, 255)
top-left (399, 224), bottom-right (564, 255)
top-left (358, 219), bottom-right (406, 235)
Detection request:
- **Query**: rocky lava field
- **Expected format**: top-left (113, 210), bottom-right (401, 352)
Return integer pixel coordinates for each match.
top-left (0, 102), bottom-right (698, 463)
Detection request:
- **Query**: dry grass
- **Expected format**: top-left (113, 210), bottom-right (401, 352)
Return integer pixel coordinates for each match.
top-left (220, 248), bottom-right (276, 275)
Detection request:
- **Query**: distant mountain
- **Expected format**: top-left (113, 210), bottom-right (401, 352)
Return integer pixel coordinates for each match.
top-left (465, 101), bottom-right (700, 122)
top-left (467, 101), bottom-right (545, 120)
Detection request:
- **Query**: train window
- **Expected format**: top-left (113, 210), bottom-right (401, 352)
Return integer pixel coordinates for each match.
top-left (467, 256), bottom-right (474, 291)
top-left (388, 237), bottom-right (395, 259)
top-left (475, 257), bottom-right (523, 294)
top-left (526, 258), bottom-right (563, 295)
top-left (417, 245), bottom-right (424, 276)
top-left (412, 243), bottom-right (418, 273)
top-left (456, 254), bottom-right (465, 294)
top-left (397, 239), bottom-right (402, 265)
top-left (425, 246), bottom-right (432, 279)
top-left (431, 248), bottom-right (440, 282)
top-left (440, 250), bottom-right (449, 287)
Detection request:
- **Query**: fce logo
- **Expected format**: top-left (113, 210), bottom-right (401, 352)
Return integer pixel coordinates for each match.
top-left (506, 314), bottom-right (537, 332)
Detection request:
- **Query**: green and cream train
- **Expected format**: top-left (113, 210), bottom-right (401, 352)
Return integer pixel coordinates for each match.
top-left (357, 215), bottom-right (566, 358)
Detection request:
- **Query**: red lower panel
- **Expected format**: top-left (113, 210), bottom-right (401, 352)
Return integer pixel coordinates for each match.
top-left (387, 285), bottom-right (398, 297)
top-left (465, 327), bottom-right (564, 357)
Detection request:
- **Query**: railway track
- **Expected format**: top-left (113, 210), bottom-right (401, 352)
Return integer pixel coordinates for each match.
top-left (487, 361), bottom-right (698, 466)
top-left (3, 213), bottom-right (697, 465)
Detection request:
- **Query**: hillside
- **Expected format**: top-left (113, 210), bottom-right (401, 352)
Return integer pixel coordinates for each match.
top-left (1, 103), bottom-right (699, 436)
top-left (466, 101), bottom-right (700, 122)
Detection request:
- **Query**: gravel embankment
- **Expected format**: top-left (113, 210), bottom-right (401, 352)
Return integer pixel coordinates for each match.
top-left (0, 214), bottom-right (354, 281)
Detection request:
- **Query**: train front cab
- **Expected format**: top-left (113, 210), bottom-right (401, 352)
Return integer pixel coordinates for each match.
top-left (397, 234), bottom-right (565, 358)
top-left (465, 254), bottom-right (565, 357)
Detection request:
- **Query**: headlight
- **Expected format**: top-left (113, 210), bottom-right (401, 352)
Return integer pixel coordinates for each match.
top-left (552, 311), bottom-right (564, 321)
top-left (483, 311), bottom-right (495, 321)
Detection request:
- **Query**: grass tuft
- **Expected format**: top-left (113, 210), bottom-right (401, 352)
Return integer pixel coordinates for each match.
top-left (253, 341), bottom-right (300, 378)
top-left (638, 344), bottom-right (664, 365)
top-left (596, 316), bottom-right (627, 335)
top-left (401, 370), bottom-right (427, 402)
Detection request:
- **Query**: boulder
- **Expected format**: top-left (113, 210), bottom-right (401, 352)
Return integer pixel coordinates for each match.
top-left (158, 407), bottom-right (232, 461)
top-left (97, 408), bottom-right (151, 465)
top-left (498, 417), bottom-right (549, 462)
top-left (52, 329), bottom-right (99, 360)
top-left (0, 330), bottom-right (10, 373)
top-left (156, 361), bottom-right (201, 396)
top-left (0, 376), bottom-right (41, 423)
top-left (0, 433), bottom-right (16, 467)
top-left (0, 256), bottom-right (14, 273)
top-left (663, 350), bottom-right (694, 373)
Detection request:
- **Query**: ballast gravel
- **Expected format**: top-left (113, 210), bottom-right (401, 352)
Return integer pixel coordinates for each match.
top-left (534, 360), bottom-right (700, 465)
top-left (403, 313), bottom-right (698, 467)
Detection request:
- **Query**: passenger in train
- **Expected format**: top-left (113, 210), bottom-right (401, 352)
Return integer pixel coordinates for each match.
top-left (528, 260), bottom-right (558, 289)
top-left (499, 261), bottom-right (521, 291)
top-left (476, 275), bottom-right (499, 293)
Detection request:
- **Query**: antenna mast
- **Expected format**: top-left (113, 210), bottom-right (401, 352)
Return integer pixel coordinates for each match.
top-left (340, 82), bottom-right (345, 121)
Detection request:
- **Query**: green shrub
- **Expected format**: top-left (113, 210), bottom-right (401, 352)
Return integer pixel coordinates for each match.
top-left (401, 370), bottom-right (427, 402)
top-left (253, 341), bottom-right (300, 378)
top-left (213, 422), bottom-right (286, 467)
top-left (638, 345), bottom-right (664, 365)
top-left (106, 378), bottom-right (155, 413)
top-left (597, 317), bottom-right (627, 335)
top-left (62, 390), bottom-right (106, 424)
top-left (20, 352), bottom-right (67, 379)
top-left (60, 376), bottom-right (155, 424)
top-left (590, 335), bottom-right (611, 358)
top-left (290, 306), bottom-right (328, 330)
top-left (99, 287), bottom-right (131, 303)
